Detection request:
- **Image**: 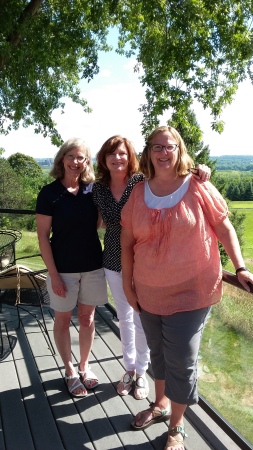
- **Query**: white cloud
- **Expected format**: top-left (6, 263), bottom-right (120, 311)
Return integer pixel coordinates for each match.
top-left (98, 69), bottom-right (112, 77)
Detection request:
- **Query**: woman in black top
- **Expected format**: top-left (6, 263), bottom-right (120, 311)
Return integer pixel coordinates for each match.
top-left (36, 138), bottom-right (107, 397)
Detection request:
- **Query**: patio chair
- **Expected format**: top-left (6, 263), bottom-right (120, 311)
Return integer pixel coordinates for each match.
top-left (0, 229), bottom-right (22, 269)
top-left (0, 233), bottom-right (55, 355)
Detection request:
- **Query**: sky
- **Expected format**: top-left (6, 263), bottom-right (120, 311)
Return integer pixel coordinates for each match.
top-left (1, 45), bottom-right (253, 160)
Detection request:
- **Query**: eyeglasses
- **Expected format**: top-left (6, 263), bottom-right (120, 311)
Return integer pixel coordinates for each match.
top-left (65, 155), bottom-right (87, 163)
top-left (151, 144), bottom-right (178, 153)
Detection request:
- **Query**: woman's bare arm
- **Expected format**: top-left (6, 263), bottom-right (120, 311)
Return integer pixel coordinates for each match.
top-left (213, 217), bottom-right (253, 292)
top-left (36, 214), bottom-right (67, 297)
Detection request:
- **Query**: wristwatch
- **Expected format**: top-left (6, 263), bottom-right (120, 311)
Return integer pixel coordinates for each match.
top-left (235, 267), bottom-right (249, 276)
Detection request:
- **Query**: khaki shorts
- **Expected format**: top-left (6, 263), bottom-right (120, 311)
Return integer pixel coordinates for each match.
top-left (46, 268), bottom-right (108, 312)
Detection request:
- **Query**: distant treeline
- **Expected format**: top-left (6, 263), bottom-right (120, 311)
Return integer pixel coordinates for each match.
top-left (35, 158), bottom-right (54, 167)
top-left (37, 155), bottom-right (253, 171)
top-left (215, 171), bottom-right (253, 201)
top-left (211, 155), bottom-right (253, 171)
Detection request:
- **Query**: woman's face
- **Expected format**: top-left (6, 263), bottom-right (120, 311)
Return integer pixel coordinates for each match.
top-left (149, 131), bottom-right (179, 174)
top-left (62, 147), bottom-right (87, 177)
top-left (105, 142), bottom-right (129, 175)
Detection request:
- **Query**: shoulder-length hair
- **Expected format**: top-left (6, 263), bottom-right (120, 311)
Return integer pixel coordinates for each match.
top-left (96, 135), bottom-right (139, 185)
top-left (50, 138), bottom-right (95, 183)
top-left (139, 126), bottom-right (194, 180)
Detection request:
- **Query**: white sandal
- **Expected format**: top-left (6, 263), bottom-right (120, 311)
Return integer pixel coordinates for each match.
top-left (134, 376), bottom-right (149, 400)
top-left (65, 373), bottom-right (87, 398)
top-left (78, 365), bottom-right (99, 389)
top-left (117, 373), bottom-right (134, 396)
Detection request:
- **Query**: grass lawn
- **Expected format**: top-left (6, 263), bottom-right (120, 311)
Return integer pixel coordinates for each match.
top-left (15, 231), bottom-right (43, 270)
top-left (225, 201), bottom-right (253, 272)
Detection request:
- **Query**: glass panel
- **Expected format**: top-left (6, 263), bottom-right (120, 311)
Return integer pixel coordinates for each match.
top-left (199, 281), bottom-right (253, 445)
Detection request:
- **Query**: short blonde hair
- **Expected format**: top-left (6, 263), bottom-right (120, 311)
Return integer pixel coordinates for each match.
top-left (50, 138), bottom-right (95, 183)
top-left (139, 126), bottom-right (194, 179)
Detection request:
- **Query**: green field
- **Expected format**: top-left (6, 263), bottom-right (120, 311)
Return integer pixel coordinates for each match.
top-left (227, 201), bottom-right (253, 272)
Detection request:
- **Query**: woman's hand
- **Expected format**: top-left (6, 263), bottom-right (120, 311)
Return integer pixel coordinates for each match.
top-left (51, 273), bottom-right (67, 298)
top-left (124, 286), bottom-right (141, 313)
top-left (237, 270), bottom-right (253, 293)
top-left (193, 164), bottom-right (211, 181)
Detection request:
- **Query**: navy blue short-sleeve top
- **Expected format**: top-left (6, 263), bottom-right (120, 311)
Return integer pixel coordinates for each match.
top-left (36, 179), bottom-right (103, 273)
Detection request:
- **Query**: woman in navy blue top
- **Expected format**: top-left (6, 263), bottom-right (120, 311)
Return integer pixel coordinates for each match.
top-left (36, 138), bottom-right (107, 397)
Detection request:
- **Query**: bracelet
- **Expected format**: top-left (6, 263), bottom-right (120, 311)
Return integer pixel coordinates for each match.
top-left (235, 267), bottom-right (249, 276)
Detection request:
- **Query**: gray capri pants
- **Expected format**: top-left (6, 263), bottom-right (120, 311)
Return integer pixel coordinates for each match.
top-left (140, 306), bottom-right (211, 405)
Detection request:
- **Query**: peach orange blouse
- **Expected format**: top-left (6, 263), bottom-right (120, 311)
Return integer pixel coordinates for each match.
top-left (121, 178), bottom-right (229, 315)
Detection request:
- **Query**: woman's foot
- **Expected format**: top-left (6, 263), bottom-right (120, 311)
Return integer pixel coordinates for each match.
top-left (164, 425), bottom-right (187, 450)
top-left (132, 402), bottom-right (170, 429)
top-left (79, 365), bottom-right (99, 389)
top-left (65, 373), bottom-right (87, 397)
top-left (117, 372), bottom-right (134, 396)
top-left (134, 376), bottom-right (149, 399)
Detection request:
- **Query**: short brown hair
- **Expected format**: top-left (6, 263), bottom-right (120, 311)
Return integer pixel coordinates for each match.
top-left (139, 126), bottom-right (194, 179)
top-left (96, 135), bottom-right (139, 184)
top-left (50, 138), bottom-right (95, 183)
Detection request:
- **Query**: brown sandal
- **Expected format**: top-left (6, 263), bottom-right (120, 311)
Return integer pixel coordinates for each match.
top-left (164, 425), bottom-right (188, 449)
top-left (131, 402), bottom-right (170, 430)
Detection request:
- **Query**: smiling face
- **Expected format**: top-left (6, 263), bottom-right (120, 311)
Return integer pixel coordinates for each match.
top-left (149, 131), bottom-right (179, 174)
top-left (105, 142), bottom-right (129, 175)
top-left (62, 147), bottom-right (87, 178)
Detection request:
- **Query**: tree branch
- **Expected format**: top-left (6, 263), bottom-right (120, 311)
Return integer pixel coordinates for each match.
top-left (7, 0), bottom-right (43, 45)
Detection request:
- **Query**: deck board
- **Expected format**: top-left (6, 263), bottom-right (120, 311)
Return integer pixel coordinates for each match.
top-left (0, 304), bottom-right (243, 450)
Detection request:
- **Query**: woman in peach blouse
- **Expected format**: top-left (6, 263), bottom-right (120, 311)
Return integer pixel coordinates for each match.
top-left (121, 126), bottom-right (253, 450)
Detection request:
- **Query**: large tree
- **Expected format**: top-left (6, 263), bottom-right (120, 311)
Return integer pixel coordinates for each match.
top-left (0, 158), bottom-right (28, 209)
top-left (7, 152), bottom-right (45, 209)
top-left (169, 108), bottom-right (217, 174)
top-left (8, 152), bottom-right (43, 179)
top-left (1, 1), bottom-right (253, 143)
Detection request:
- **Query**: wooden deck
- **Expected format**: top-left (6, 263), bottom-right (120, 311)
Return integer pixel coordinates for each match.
top-left (0, 303), bottom-right (243, 450)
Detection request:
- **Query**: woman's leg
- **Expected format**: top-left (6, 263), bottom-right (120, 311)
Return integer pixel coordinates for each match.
top-left (164, 402), bottom-right (187, 450)
top-left (54, 310), bottom-right (86, 396)
top-left (132, 311), bottom-right (170, 426)
top-left (77, 269), bottom-right (107, 389)
top-left (78, 303), bottom-right (96, 376)
top-left (133, 309), bottom-right (150, 377)
top-left (105, 269), bottom-right (150, 396)
top-left (54, 310), bottom-right (74, 372)
top-left (162, 307), bottom-right (211, 449)
top-left (105, 269), bottom-right (136, 373)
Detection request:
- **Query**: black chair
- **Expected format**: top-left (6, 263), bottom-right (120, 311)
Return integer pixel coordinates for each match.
top-left (0, 229), bottom-right (22, 269)
top-left (0, 231), bottom-right (55, 355)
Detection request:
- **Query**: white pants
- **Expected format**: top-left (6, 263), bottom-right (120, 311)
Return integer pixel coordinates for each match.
top-left (105, 269), bottom-right (150, 375)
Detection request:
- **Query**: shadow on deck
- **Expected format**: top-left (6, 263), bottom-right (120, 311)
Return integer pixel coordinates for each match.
top-left (0, 304), bottom-right (245, 450)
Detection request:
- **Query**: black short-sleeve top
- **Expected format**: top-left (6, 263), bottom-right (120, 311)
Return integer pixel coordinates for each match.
top-left (36, 179), bottom-right (103, 273)
top-left (92, 173), bottom-right (144, 272)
